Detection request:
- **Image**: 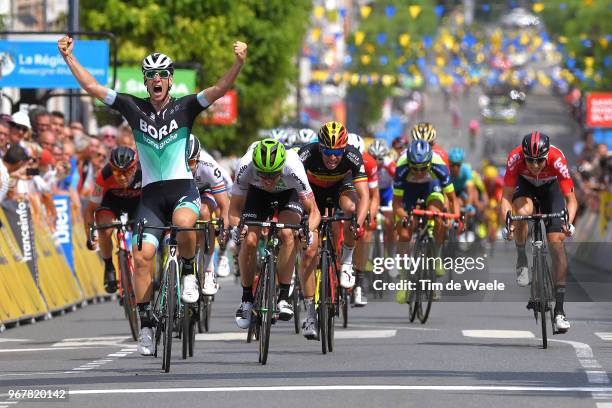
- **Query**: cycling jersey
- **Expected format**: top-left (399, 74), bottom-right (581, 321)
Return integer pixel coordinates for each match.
top-left (232, 148), bottom-right (313, 201)
top-left (376, 156), bottom-right (396, 190)
top-left (193, 149), bottom-right (232, 195)
top-left (103, 90), bottom-right (210, 187)
top-left (298, 143), bottom-right (367, 188)
top-left (91, 163), bottom-right (143, 204)
top-left (503, 145), bottom-right (574, 195)
top-left (451, 163), bottom-right (474, 196)
top-left (432, 144), bottom-right (450, 168)
top-left (362, 151), bottom-right (378, 189)
top-left (472, 170), bottom-right (486, 199)
top-left (485, 176), bottom-right (504, 202)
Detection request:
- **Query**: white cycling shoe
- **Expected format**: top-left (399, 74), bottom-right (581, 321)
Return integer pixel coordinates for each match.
top-left (137, 327), bottom-right (155, 356)
top-left (516, 266), bottom-right (529, 287)
top-left (555, 313), bottom-right (570, 333)
top-left (216, 255), bottom-right (231, 277)
top-left (202, 271), bottom-right (219, 295)
top-left (181, 274), bottom-right (199, 303)
top-left (340, 263), bottom-right (355, 289)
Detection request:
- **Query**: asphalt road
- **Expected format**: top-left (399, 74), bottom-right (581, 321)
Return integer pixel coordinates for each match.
top-left (1, 87), bottom-right (611, 408)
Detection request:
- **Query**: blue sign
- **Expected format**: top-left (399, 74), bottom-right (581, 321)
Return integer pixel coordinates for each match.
top-left (0, 40), bottom-right (108, 89)
top-left (53, 195), bottom-right (75, 273)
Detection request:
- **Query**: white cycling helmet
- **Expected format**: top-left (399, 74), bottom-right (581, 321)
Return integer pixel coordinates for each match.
top-left (270, 128), bottom-right (288, 145)
top-left (297, 128), bottom-right (316, 145)
top-left (347, 133), bottom-right (365, 154)
top-left (368, 139), bottom-right (390, 159)
top-left (188, 134), bottom-right (201, 161)
top-left (142, 52), bottom-right (174, 73)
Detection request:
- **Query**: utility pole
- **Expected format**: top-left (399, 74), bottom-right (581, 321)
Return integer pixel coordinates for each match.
top-left (68, 0), bottom-right (79, 123)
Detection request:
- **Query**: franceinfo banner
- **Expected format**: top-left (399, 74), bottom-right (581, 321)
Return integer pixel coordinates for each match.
top-left (355, 241), bottom-right (612, 303)
top-left (0, 40), bottom-right (108, 89)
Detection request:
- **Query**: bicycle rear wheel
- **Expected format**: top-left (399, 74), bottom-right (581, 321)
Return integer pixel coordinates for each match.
top-left (162, 261), bottom-right (177, 372)
top-left (327, 259), bottom-right (336, 352)
top-left (259, 257), bottom-right (275, 365)
top-left (292, 273), bottom-right (301, 334)
top-left (119, 250), bottom-right (139, 342)
top-left (341, 287), bottom-right (349, 328)
top-left (417, 241), bottom-right (434, 324)
top-left (536, 252), bottom-right (548, 349)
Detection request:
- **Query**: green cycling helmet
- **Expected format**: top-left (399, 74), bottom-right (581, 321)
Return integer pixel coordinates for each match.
top-left (252, 138), bottom-right (286, 173)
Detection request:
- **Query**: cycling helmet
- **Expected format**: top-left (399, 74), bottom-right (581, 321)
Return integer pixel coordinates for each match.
top-left (448, 147), bottom-right (465, 164)
top-left (188, 134), bottom-right (201, 160)
top-left (410, 122), bottom-right (437, 145)
top-left (110, 146), bottom-right (137, 170)
top-left (522, 131), bottom-right (550, 158)
top-left (252, 138), bottom-right (286, 173)
top-left (347, 133), bottom-right (365, 154)
top-left (368, 139), bottom-right (390, 159)
top-left (483, 165), bottom-right (499, 179)
top-left (407, 140), bottom-right (433, 166)
top-left (141, 52), bottom-right (174, 73)
top-left (318, 121), bottom-right (348, 149)
top-left (270, 128), bottom-right (289, 145)
top-left (297, 128), bottom-right (316, 145)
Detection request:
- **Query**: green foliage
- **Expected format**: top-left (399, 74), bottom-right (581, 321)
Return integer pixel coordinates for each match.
top-left (347, 0), bottom-right (437, 130)
top-left (81, 0), bottom-right (312, 154)
top-left (539, 0), bottom-right (612, 90)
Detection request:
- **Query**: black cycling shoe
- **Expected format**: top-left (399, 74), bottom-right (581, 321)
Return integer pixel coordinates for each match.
top-left (104, 266), bottom-right (118, 294)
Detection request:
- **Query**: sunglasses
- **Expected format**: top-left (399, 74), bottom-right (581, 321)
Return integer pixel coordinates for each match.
top-left (322, 148), bottom-right (345, 156)
top-left (411, 164), bottom-right (430, 171)
top-left (11, 123), bottom-right (28, 132)
top-left (257, 171), bottom-right (282, 180)
top-left (112, 168), bottom-right (134, 177)
top-left (525, 156), bottom-right (547, 164)
top-left (144, 69), bottom-right (171, 79)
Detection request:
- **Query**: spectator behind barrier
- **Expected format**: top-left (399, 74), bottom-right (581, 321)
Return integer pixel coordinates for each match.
top-left (38, 130), bottom-right (56, 153)
top-left (50, 111), bottom-right (66, 142)
top-left (99, 125), bottom-right (117, 149)
top-left (117, 123), bottom-right (136, 149)
top-left (29, 108), bottom-right (51, 141)
top-left (0, 144), bottom-right (30, 202)
top-left (0, 120), bottom-right (9, 157)
top-left (9, 111), bottom-right (31, 147)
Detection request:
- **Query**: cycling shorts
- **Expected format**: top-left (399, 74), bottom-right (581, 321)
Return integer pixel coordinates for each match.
top-left (512, 176), bottom-right (565, 233)
top-left (242, 186), bottom-right (304, 222)
top-left (98, 193), bottom-right (140, 220)
top-left (134, 179), bottom-right (201, 249)
top-left (379, 186), bottom-right (394, 209)
top-left (311, 173), bottom-right (356, 214)
top-left (401, 179), bottom-right (444, 211)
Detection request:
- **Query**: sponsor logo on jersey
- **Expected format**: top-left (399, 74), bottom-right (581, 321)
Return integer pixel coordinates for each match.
top-left (139, 118), bottom-right (178, 140)
top-left (507, 152), bottom-right (521, 170)
top-left (290, 171), bottom-right (307, 191)
top-left (346, 151), bottom-right (360, 165)
top-left (236, 165), bottom-right (248, 184)
top-left (553, 156), bottom-right (570, 179)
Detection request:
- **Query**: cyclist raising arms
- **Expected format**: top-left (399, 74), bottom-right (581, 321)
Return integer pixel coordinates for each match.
top-left (500, 132), bottom-right (577, 333)
top-left (84, 146), bottom-right (142, 293)
top-left (58, 35), bottom-right (247, 356)
top-left (230, 139), bottom-right (320, 332)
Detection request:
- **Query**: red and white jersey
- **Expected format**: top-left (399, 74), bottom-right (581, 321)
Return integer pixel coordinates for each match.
top-left (376, 156), bottom-right (396, 189)
top-left (503, 145), bottom-right (574, 195)
top-left (362, 152), bottom-right (379, 190)
top-left (433, 144), bottom-right (450, 169)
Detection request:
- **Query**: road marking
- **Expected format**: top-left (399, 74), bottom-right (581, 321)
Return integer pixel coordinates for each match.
top-left (54, 385), bottom-right (612, 396)
top-left (107, 353), bottom-right (128, 357)
top-left (0, 346), bottom-right (106, 353)
top-left (588, 372), bottom-right (611, 384)
top-left (0, 371), bottom-right (67, 377)
top-left (462, 330), bottom-right (535, 339)
top-left (595, 333), bottom-right (612, 341)
top-left (0, 338), bottom-right (30, 342)
top-left (195, 330), bottom-right (397, 342)
top-left (596, 403), bottom-right (612, 407)
top-left (52, 336), bottom-right (130, 348)
top-left (348, 324), bottom-right (440, 331)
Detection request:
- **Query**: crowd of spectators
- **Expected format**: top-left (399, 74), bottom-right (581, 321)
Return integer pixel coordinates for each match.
top-left (0, 106), bottom-right (136, 231)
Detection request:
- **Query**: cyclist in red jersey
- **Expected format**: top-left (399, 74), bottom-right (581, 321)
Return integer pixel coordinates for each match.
top-left (411, 122), bottom-right (450, 169)
top-left (500, 132), bottom-right (577, 333)
top-left (84, 146), bottom-right (142, 293)
top-left (348, 133), bottom-right (379, 306)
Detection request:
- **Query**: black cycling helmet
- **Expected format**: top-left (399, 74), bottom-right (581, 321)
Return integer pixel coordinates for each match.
top-left (522, 131), bottom-right (550, 158)
top-left (110, 146), bottom-right (137, 170)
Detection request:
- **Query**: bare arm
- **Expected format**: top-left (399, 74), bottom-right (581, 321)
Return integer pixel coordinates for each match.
top-left (58, 36), bottom-right (110, 101)
top-left (204, 41), bottom-right (247, 104)
top-left (229, 194), bottom-right (246, 228)
top-left (354, 181), bottom-right (369, 227)
top-left (212, 191), bottom-right (230, 229)
top-left (301, 196), bottom-right (321, 233)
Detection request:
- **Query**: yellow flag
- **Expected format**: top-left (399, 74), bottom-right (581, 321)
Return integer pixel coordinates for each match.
top-left (585, 56), bottom-right (594, 68)
top-left (559, 36), bottom-right (568, 44)
top-left (360, 75), bottom-right (369, 85)
top-left (399, 33), bottom-right (411, 47)
top-left (360, 5), bottom-right (372, 19)
top-left (351, 73), bottom-right (360, 86)
top-left (583, 0), bottom-right (593, 5)
top-left (361, 55), bottom-right (371, 65)
top-left (532, 3), bottom-right (544, 13)
top-left (311, 28), bottom-right (321, 42)
top-left (371, 73), bottom-right (380, 84)
top-left (365, 43), bottom-right (375, 53)
top-left (600, 37), bottom-right (609, 48)
top-left (314, 6), bottom-right (325, 19)
top-left (355, 31), bottom-right (365, 45)
top-left (436, 56), bottom-right (445, 67)
top-left (409, 5), bottom-right (422, 19)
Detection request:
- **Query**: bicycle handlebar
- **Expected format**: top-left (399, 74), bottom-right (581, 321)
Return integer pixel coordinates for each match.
top-left (136, 222), bottom-right (204, 251)
top-left (505, 208), bottom-right (569, 232)
top-left (411, 209), bottom-right (461, 219)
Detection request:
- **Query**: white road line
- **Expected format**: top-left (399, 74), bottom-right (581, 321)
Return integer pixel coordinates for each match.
top-left (0, 371), bottom-right (67, 377)
top-left (587, 372), bottom-right (611, 384)
top-left (334, 330), bottom-right (396, 339)
top-left (0, 346), bottom-right (106, 353)
top-left (596, 403), bottom-right (612, 407)
top-left (72, 367), bottom-right (94, 370)
top-left (0, 338), bottom-right (30, 342)
top-left (462, 330), bottom-right (535, 339)
top-left (348, 324), bottom-right (440, 331)
top-left (61, 385), bottom-right (612, 396)
top-left (595, 333), bottom-right (612, 341)
top-left (107, 353), bottom-right (128, 357)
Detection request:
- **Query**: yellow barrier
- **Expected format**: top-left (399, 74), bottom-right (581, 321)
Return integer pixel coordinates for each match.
top-left (33, 218), bottom-right (82, 311)
top-left (71, 215), bottom-right (105, 298)
top-left (0, 209), bottom-right (48, 323)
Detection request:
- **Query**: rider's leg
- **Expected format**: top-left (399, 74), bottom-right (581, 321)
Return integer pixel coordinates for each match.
top-left (339, 192), bottom-right (358, 288)
top-left (95, 209), bottom-right (118, 293)
top-left (512, 197), bottom-right (533, 286)
top-left (277, 210), bottom-right (301, 319)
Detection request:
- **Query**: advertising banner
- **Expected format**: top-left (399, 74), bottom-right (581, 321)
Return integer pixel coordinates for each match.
top-left (53, 195), bottom-right (74, 273)
top-left (586, 93), bottom-right (612, 128)
top-left (0, 40), bottom-right (108, 88)
top-left (1, 200), bottom-right (38, 283)
top-left (201, 90), bottom-right (238, 125)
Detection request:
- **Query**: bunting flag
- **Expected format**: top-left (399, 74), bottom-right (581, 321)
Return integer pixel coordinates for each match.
top-left (314, 6), bottom-right (325, 20)
top-left (408, 5), bottom-right (422, 19)
top-left (355, 31), bottom-right (365, 46)
top-left (386, 5), bottom-right (395, 18)
top-left (435, 5), bottom-right (445, 18)
top-left (399, 33), bottom-right (411, 47)
top-left (310, 28), bottom-right (321, 42)
top-left (360, 5), bottom-right (372, 19)
top-left (532, 3), bottom-right (544, 13)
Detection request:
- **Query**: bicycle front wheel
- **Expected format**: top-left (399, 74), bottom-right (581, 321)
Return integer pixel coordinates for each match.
top-left (417, 240), bottom-right (434, 324)
top-left (536, 252), bottom-right (548, 349)
top-left (259, 257), bottom-right (275, 365)
top-left (163, 260), bottom-right (177, 372)
top-left (119, 250), bottom-right (138, 342)
top-left (318, 254), bottom-right (329, 355)
top-left (327, 259), bottom-right (336, 352)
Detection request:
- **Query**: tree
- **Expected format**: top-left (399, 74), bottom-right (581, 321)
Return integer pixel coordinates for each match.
top-left (81, 0), bottom-right (312, 154)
